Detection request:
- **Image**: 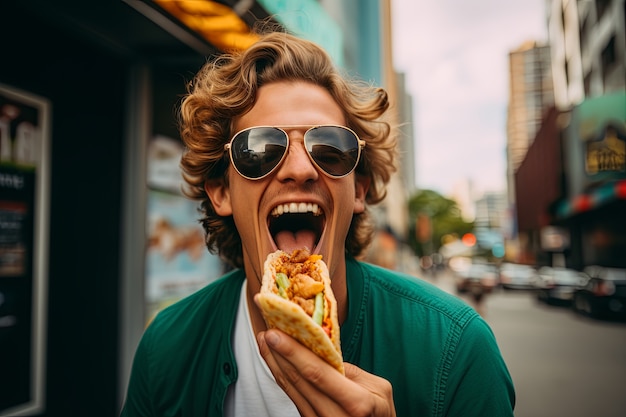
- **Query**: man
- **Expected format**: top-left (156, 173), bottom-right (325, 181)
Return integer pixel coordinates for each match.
top-left (121, 31), bottom-right (515, 416)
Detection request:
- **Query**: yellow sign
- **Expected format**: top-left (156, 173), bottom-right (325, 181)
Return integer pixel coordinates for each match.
top-left (585, 124), bottom-right (626, 175)
top-left (154, 0), bottom-right (260, 51)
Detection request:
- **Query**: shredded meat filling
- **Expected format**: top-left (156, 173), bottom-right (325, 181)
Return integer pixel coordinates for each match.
top-left (291, 273), bottom-right (324, 299)
top-left (293, 296), bottom-right (315, 316)
top-left (276, 249), bottom-right (324, 311)
top-left (273, 249), bottom-right (333, 336)
top-left (290, 249), bottom-right (311, 263)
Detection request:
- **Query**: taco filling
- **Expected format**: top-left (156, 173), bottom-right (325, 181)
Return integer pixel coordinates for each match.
top-left (272, 249), bottom-right (332, 338)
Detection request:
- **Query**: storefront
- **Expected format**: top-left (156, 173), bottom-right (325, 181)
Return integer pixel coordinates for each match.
top-left (554, 180), bottom-right (626, 268)
top-left (555, 92), bottom-right (626, 269)
top-left (515, 92), bottom-right (626, 269)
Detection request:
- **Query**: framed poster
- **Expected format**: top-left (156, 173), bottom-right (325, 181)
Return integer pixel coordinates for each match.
top-left (0, 84), bottom-right (50, 416)
top-left (145, 136), bottom-right (224, 325)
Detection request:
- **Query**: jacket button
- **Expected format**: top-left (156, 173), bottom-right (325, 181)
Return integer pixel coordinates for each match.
top-left (223, 363), bottom-right (231, 375)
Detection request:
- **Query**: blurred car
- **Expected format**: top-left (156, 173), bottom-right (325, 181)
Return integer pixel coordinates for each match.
top-left (455, 263), bottom-right (498, 294)
top-left (535, 266), bottom-right (588, 304)
top-left (572, 266), bottom-right (626, 319)
top-left (499, 263), bottom-right (538, 290)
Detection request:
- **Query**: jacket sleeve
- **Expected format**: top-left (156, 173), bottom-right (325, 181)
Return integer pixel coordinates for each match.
top-left (120, 329), bottom-right (155, 417)
top-left (440, 316), bottom-right (516, 417)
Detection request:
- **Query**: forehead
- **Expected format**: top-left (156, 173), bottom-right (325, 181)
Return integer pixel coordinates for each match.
top-left (234, 81), bottom-right (346, 131)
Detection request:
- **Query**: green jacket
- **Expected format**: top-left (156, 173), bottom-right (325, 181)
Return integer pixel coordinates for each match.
top-left (121, 258), bottom-right (515, 416)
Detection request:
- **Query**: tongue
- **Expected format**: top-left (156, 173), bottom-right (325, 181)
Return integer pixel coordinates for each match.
top-left (275, 229), bottom-right (317, 253)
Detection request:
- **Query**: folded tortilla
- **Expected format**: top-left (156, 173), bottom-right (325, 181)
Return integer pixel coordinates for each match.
top-left (256, 249), bottom-right (344, 374)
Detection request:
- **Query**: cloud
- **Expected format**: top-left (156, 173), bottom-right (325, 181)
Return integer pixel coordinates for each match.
top-left (392, 0), bottom-right (547, 196)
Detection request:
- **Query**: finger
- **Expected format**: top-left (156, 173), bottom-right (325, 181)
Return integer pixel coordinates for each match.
top-left (257, 331), bottom-right (317, 416)
top-left (263, 329), bottom-right (351, 417)
top-left (344, 363), bottom-right (393, 395)
top-left (342, 364), bottom-right (396, 417)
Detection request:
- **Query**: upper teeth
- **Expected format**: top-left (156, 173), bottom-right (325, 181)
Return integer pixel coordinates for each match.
top-left (271, 202), bottom-right (321, 217)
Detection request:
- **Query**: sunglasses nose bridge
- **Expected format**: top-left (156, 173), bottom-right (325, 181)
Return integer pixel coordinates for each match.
top-left (276, 132), bottom-right (320, 179)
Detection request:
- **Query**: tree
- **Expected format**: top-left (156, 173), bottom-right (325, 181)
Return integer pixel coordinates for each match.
top-left (407, 189), bottom-right (474, 257)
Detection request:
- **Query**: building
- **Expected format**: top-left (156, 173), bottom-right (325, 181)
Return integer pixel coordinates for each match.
top-left (548, 0), bottom-right (626, 107)
top-left (473, 191), bottom-right (508, 257)
top-left (395, 71), bottom-right (417, 196)
top-left (514, 107), bottom-right (567, 265)
top-left (505, 41), bottom-right (555, 261)
top-left (507, 42), bottom-right (555, 178)
top-left (514, 0), bottom-right (626, 268)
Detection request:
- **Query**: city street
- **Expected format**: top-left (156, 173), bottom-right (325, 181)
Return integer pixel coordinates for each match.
top-left (424, 269), bottom-right (626, 417)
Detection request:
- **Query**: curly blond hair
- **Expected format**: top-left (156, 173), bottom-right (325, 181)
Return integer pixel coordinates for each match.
top-left (179, 31), bottom-right (397, 268)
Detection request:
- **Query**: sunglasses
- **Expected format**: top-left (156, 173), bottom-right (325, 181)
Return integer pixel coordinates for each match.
top-left (224, 125), bottom-right (365, 180)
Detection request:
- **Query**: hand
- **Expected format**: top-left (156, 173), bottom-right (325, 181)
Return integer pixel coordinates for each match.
top-left (257, 329), bottom-right (396, 417)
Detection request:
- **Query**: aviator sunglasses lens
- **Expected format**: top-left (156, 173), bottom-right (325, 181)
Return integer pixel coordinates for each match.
top-left (230, 127), bottom-right (288, 178)
top-left (305, 126), bottom-right (360, 177)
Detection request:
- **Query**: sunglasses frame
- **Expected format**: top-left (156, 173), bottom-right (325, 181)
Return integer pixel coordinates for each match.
top-left (224, 124), bottom-right (366, 180)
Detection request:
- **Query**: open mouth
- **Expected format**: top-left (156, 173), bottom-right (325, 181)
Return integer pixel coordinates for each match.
top-left (269, 202), bottom-right (325, 253)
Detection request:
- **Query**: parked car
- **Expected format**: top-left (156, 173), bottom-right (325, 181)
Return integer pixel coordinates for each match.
top-left (572, 266), bottom-right (626, 320)
top-left (499, 263), bottom-right (538, 290)
top-left (455, 263), bottom-right (498, 294)
top-left (535, 266), bottom-right (587, 305)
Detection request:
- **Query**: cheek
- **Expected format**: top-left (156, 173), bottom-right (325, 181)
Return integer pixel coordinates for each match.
top-left (228, 178), bottom-right (267, 233)
top-left (335, 181), bottom-right (363, 215)
top-left (230, 189), bottom-right (259, 221)
top-left (334, 183), bottom-right (358, 221)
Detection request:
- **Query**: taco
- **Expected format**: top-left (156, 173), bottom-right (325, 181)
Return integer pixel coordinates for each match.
top-left (256, 249), bottom-right (344, 374)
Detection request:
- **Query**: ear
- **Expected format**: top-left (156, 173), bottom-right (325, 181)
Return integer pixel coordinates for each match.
top-left (204, 178), bottom-right (233, 216)
top-left (353, 175), bottom-right (370, 214)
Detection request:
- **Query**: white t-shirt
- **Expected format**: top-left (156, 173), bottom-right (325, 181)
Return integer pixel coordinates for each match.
top-left (224, 280), bottom-right (299, 417)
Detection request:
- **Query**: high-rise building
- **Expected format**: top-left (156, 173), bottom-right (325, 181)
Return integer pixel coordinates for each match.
top-left (548, 0), bottom-right (626, 107)
top-left (395, 71), bottom-right (417, 195)
top-left (506, 41), bottom-right (554, 204)
top-left (505, 40), bottom-right (555, 261)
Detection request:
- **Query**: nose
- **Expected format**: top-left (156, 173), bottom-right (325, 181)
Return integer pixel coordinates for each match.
top-left (275, 137), bottom-right (319, 183)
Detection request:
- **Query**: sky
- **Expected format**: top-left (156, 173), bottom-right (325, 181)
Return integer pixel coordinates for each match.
top-left (390, 0), bottom-right (548, 197)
